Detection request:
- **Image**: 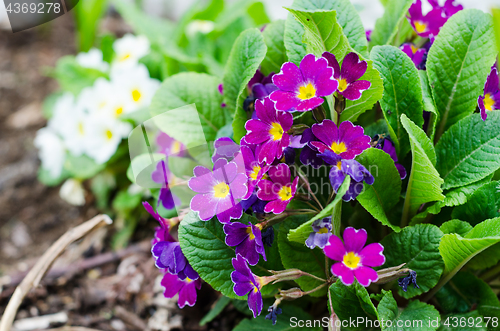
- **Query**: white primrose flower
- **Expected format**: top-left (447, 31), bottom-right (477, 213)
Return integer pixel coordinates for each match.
top-left (78, 78), bottom-right (115, 114)
top-left (76, 48), bottom-right (109, 72)
top-left (186, 20), bottom-right (215, 37)
top-left (84, 114), bottom-right (132, 164)
top-left (34, 128), bottom-right (66, 179)
top-left (112, 34), bottom-right (150, 70)
top-left (110, 63), bottom-right (160, 112)
top-left (59, 178), bottom-right (86, 206)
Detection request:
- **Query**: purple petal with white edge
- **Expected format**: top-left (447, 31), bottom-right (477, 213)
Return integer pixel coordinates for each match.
top-left (258, 139), bottom-right (281, 164)
top-left (183, 263), bottom-right (200, 280)
top-left (233, 282), bottom-right (255, 297)
top-left (224, 222), bottom-right (250, 246)
top-left (341, 80), bottom-right (371, 101)
top-left (329, 165), bottom-right (346, 192)
top-left (323, 235), bottom-right (346, 261)
top-left (178, 280), bottom-right (199, 308)
top-left (188, 171), bottom-right (216, 193)
top-left (270, 90), bottom-right (301, 112)
top-left (340, 52), bottom-right (368, 83)
top-left (248, 288), bottom-right (263, 318)
top-left (305, 233), bottom-right (316, 249)
top-left (277, 108), bottom-right (294, 131)
top-left (299, 54), bottom-right (321, 81)
top-left (354, 266), bottom-right (379, 287)
top-left (236, 237), bottom-right (260, 265)
top-left (400, 44), bottom-right (413, 59)
top-left (314, 65), bottom-right (338, 96)
top-left (314, 233), bottom-right (332, 249)
top-left (331, 262), bottom-right (355, 286)
top-left (359, 243), bottom-right (385, 267)
top-left (322, 52), bottom-right (341, 79)
top-left (396, 164), bottom-right (407, 180)
top-left (312, 119), bottom-right (338, 147)
top-left (343, 227), bottom-right (367, 254)
top-left (190, 193), bottom-right (217, 221)
top-left (268, 163), bottom-right (291, 187)
top-left (229, 173), bottom-right (249, 199)
top-left (484, 67), bottom-right (499, 95)
top-left (161, 272), bottom-right (184, 298)
top-left (342, 159), bottom-right (370, 183)
top-left (193, 165), bottom-right (212, 177)
top-left (479, 96), bottom-right (487, 121)
top-left (257, 180), bottom-right (280, 201)
top-left (217, 201), bottom-right (243, 224)
top-left (272, 62), bottom-right (303, 92)
top-left (232, 254), bottom-right (254, 279)
top-left (296, 97), bottom-right (325, 112)
top-left (263, 199), bottom-right (288, 214)
top-left (408, 0), bottom-right (424, 21)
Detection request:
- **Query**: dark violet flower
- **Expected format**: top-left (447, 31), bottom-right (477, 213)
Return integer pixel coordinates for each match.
top-left (400, 43), bottom-right (427, 70)
top-left (151, 160), bottom-right (181, 210)
top-left (240, 189), bottom-right (268, 214)
top-left (320, 150), bottom-right (374, 202)
top-left (224, 221), bottom-right (266, 265)
top-left (231, 254), bottom-right (264, 318)
top-left (322, 52), bottom-right (371, 101)
top-left (429, 0), bottom-right (463, 18)
top-left (161, 272), bottom-right (202, 308)
top-left (299, 128), bottom-right (324, 168)
top-left (365, 29), bottom-right (372, 42)
top-left (241, 145), bottom-right (269, 198)
top-left (262, 227), bottom-right (274, 247)
top-left (244, 97), bottom-right (293, 164)
top-left (257, 163), bottom-right (299, 214)
top-left (398, 270), bottom-right (419, 292)
top-left (407, 0), bottom-right (447, 38)
top-left (212, 137), bottom-right (241, 163)
top-left (265, 303), bottom-right (282, 325)
top-left (270, 54), bottom-right (338, 112)
top-left (310, 120), bottom-right (371, 160)
top-left (152, 241), bottom-right (191, 276)
top-left (479, 66), bottom-right (500, 121)
top-left (305, 217), bottom-right (332, 249)
top-left (143, 201), bottom-right (174, 245)
top-left (373, 137), bottom-right (407, 180)
top-left (324, 227), bottom-right (385, 287)
top-left (188, 161), bottom-right (248, 223)
top-left (156, 132), bottom-right (185, 157)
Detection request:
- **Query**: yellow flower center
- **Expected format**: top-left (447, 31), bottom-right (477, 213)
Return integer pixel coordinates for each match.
top-left (269, 122), bottom-right (284, 141)
top-left (414, 21), bottom-right (427, 34)
top-left (132, 89), bottom-right (142, 102)
top-left (278, 186), bottom-right (292, 201)
top-left (213, 182), bottom-right (230, 198)
top-left (246, 226), bottom-right (256, 240)
top-left (119, 53), bottom-right (131, 62)
top-left (105, 130), bottom-right (113, 140)
top-left (336, 160), bottom-right (342, 170)
top-left (484, 93), bottom-right (495, 111)
top-left (297, 83), bottom-right (316, 100)
top-left (343, 252), bottom-right (360, 269)
top-left (185, 277), bottom-right (193, 283)
top-left (115, 106), bottom-right (124, 116)
top-left (411, 45), bottom-right (418, 54)
top-left (78, 122), bottom-right (84, 135)
top-left (331, 141), bottom-right (347, 154)
top-left (171, 141), bottom-right (181, 154)
top-left (338, 79), bottom-right (348, 92)
top-left (250, 165), bottom-right (261, 181)
top-left (318, 227), bottom-right (329, 234)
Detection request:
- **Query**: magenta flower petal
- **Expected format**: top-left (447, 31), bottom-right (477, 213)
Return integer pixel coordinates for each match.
top-left (269, 90), bottom-right (301, 111)
top-left (268, 163), bottom-right (291, 186)
top-left (478, 66), bottom-right (500, 121)
top-left (162, 272), bottom-right (185, 298)
top-left (341, 80), bottom-right (371, 101)
top-left (343, 227), bottom-right (367, 253)
top-left (256, 180), bottom-right (279, 201)
top-left (359, 243), bottom-right (385, 267)
top-left (177, 279), bottom-right (201, 308)
top-left (353, 266), bottom-right (379, 287)
top-left (272, 62), bottom-right (303, 91)
top-left (331, 262), bottom-right (355, 286)
top-left (340, 52), bottom-right (367, 83)
top-left (323, 235), bottom-right (346, 261)
top-left (190, 193), bottom-right (218, 221)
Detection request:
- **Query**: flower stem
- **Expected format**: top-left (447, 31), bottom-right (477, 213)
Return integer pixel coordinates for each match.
top-left (297, 168), bottom-right (323, 210)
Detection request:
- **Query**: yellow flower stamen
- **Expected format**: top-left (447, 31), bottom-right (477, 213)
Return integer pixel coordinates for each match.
top-left (414, 21), bottom-right (427, 34)
top-left (338, 79), bottom-right (348, 92)
top-left (213, 182), bottom-right (230, 198)
top-left (115, 106), bottom-right (124, 116)
top-left (246, 226), bottom-right (256, 240)
top-left (105, 130), bottom-right (113, 140)
top-left (411, 45), bottom-right (418, 54)
top-left (343, 252), bottom-right (360, 269)
top-left (318, 227), bottom-right (329, 234)
top-left (297, 83), bottom-right (316, 100)
top-left (278, 186), bottom-right (292, 201)
top-left (78, 122), bottom-right (84, 135)
top-left (484, 93), bottom-right (495, 111)
top-left (119, 53), bottom-right (131, 62)
top-left (269, 122), bottom-right (284, 141)
top-left (336, 161), bottom-right (342, 170)
top-left (250, 165), bottom-right (261, 181)
top-left (132, 89), bottom-right (142, 102)
top-left (331, 142), bottom-right (347, 154)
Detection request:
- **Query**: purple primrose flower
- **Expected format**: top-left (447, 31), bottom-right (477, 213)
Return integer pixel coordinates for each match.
top-left (479, 66), bottom-right (500, 121)
top-left (231, 254), bottom-right (265, 317)
top-left (324, 227), bottom-right (385, 287)
top-left (429, 0), bottom-right (463, 18)
top-left (299, 128), bottom-right (325, 168)
top-left (224, 221), bottom-right (267, 265)
top-left (241, 145), bottom-right (269, 198)
top-left (320, 150), bottom-right (374, 202)
top-left (400, 43), bottom-right (427, 70)
top-left (322, 52), bottom-right (371, 101)
top-left (373, 137), bottom-right (407, 180)
top-left (407, 0), bottom-right (447, 38)
top-left (151, 160), bottom-right (181, 210)
top-left (188, 161), bottom-right (248, 223)
top-left (310, 120), bottom-right (371, 160)
top-left (157, 132), bottom-right (185, 157)
top-left (161, 272), bottom-right (202, 308)
top-left (365, 30), bottom-right (372, 42)
top-left (305, 217), bottom-right (332, 249)
top-left (270, 54), bottom-right (338, 112)
top-left (143, 201), bottom-right (174, 245)
top-left (257, 163), bottom-right (299, 214)
top-left (212, 137), bottom-right (241, 163)
top-left (244, 97), bottom-right (293, 164)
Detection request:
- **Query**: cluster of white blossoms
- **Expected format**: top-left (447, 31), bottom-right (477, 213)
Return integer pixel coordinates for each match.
top-left (35, 34), bottom-right (160, 181)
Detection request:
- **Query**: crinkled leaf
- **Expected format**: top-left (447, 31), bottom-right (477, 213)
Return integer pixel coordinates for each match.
top-left (427, 9), bottom-right (496, 137)
top-left (439, 311), bottom-right (488, 331)
top-left (284, 13), bottom-right (307, 66)
top-left (436, 112), bottom-right (500, 190)
top-left (356, 148), bottom-right (402, 232)
top-left (440, 220), bottom-right (473, 237)
top-left (369, 0), bottom-right (413, 47)
top-left (261, 20), bottom-right (287, 75)
top-left (223, 28), bottom-right (267, 143)
top-left (401, 114), bottom-right (444, 222)
top-left (419, 70), bottom-right (438, 140)
top-left (380, 224), bottom-right (444, 299)
top-left (51, 56), bottom-right (108, 95)
top-left (452, 181), bottom-right (500, 226)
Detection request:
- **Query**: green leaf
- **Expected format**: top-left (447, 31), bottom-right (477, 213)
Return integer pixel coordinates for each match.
top-left (440, 220), bottom-right (473, 237)
top-left (233, 304), bottom-right (322, 331)
top-left (261, 20), bottom-right (287, 75)
top-left (223, 28), bottom-right (267, 143)
top-left (65, 154), bottom-right (105, 180)
top-left (178, 212), bottom-right (244, 299)
top-left (51, 56), bottom-right (107, 95)
top-left (285, 8), bottom-right (383, 123)
top-left (377, 292), bottom-right (440, 331)
top-left (287, 176), bottom-right (350, 244)
top-left (356, 148), bottom-right (402, 232)
top-left (435, 272), bottom-right (500, 324)
top-left (436, 112), bottom-right (500, 190)
top-left (288, 0), bottom-right (368, 57)
top-left (427, 9), bottom-right (496, 137)
top-left (452, 181), bottom-right (500, 226)
top-left (381, 224), bottom-right (444, 299)
top-left (419, 70), bottom-right (438, 140)
top-left (329, 281), bottom-right (378, 331)
top-left (199, 296), bottom-right (231, 326)
top-left (284, 13), bottom-right (307, 66)
top-left (149, 72), bottom-right (226, 145)
top-left (494, 9), bottom-right (500, 54)
top-left (369, 0), bottom-right (413, 47)
top-left (401, 114), bottom-right (444, 223)
top-left (438, 311), bottom-right (488, 331)
top-left (278, 215), bottom-right (327, 296)
top-left (439, 217), bottom-right (500, 280)
top-left (371, 45), bottom-right (424, 157)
